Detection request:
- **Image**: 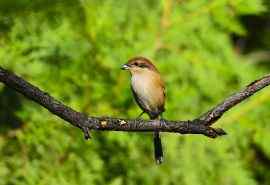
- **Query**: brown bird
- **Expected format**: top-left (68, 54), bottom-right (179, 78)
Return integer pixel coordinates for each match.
top-left (121, 56), bottom-right (166, 164)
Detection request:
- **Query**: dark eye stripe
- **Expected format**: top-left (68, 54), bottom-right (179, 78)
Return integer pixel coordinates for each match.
top-left (132, 62), bottom-right (148, 68)
top-left (139, 64), bottom-right (147, 68)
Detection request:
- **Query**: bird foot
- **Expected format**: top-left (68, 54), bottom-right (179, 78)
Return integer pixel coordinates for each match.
top-left (160, 119), bottom-right (168, 129)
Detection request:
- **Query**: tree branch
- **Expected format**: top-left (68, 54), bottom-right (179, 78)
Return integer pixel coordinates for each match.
top-left (0, 66), bottom-right (269, 139)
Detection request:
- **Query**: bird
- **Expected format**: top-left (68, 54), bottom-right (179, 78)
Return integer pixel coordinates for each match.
top-left (121, 56), bottom-right (166, 164)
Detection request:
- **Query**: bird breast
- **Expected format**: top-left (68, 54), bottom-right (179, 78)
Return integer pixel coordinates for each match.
top-left (131, 71), bottom-right (165, 113)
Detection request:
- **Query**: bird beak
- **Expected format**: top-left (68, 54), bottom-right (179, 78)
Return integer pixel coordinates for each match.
top-left (121, 64), bottom-right (130, 70)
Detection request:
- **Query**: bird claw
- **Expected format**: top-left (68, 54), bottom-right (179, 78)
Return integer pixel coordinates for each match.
top-left (160, 119), bottom-right (168, 129)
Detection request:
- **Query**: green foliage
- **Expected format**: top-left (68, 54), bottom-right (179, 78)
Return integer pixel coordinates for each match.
top-left (0, 0), bottom-right (269, 184)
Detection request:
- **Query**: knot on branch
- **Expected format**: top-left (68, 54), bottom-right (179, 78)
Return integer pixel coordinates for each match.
top-left (203, 127), bottom-right (227, 138)
top-left (81, 126), bottom-right (91, 139)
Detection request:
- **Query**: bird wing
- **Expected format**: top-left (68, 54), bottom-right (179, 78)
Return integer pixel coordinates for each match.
top-left (154, 74), bottom-right (166, 113)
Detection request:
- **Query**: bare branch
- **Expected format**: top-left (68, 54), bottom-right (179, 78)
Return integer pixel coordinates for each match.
top-left (0, 66), bottom-right (269, 138)
top-left (197, 75), bottom-right (270, 126)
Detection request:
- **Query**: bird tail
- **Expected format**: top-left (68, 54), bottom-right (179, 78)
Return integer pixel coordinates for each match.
top-left (153, 131), bottom-right (163, 164)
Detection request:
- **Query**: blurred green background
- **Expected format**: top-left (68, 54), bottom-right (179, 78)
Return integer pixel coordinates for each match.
top-left (0, 0), bottom-right (270, 184)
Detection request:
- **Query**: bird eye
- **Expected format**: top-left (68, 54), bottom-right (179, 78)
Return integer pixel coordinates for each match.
top-left (134, 62), bottom-right (138, 66)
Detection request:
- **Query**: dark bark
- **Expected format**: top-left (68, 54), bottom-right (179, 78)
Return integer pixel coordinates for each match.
top-left (0, 66), bottom-right (269, 139)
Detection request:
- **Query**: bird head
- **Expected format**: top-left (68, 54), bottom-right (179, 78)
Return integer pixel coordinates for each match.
top-left (121, 56), bottom-right (158, 75)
